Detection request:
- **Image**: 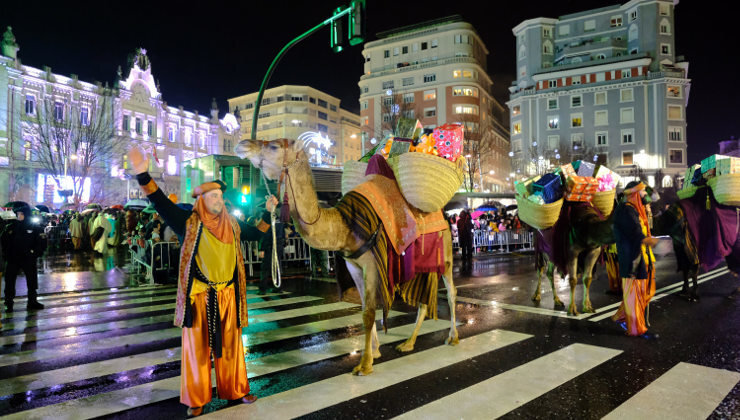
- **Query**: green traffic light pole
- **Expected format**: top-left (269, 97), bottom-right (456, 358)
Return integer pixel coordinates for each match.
top-left (250, 6), bottom-right (353, 140)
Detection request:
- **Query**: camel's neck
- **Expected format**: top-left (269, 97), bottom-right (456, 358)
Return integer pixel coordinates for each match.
top-left (283, 151), bottom-right (351, 251)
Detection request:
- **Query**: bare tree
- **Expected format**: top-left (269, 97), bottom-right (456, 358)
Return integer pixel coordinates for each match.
top-left (459, 114), bottom-right (493, 192)
top-left (28, 88), bottom-right (121, 209)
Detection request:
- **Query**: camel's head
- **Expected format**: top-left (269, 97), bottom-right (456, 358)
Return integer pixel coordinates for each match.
top-left (234, 138), bottom-right (303, 181)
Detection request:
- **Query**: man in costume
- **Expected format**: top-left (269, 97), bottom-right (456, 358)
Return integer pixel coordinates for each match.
top-left (128, 147), bottom-right (277, 416)
top-left (611, 181), bottom-right (659, 337)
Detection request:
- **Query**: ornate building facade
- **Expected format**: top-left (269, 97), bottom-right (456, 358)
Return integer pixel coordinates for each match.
top-left (0, 28), bottom-right (240, 207)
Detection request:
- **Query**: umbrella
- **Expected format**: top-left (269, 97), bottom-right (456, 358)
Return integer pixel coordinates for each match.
top-left (110, 204), bottom-right (124, 210)
top-left (35, 204), bottom-right (51, 213)
top-left (124, 199), bottom-right (148, 210)
top-left (4, 201), bottom-right (30, 210)
top-left (86, 203), bottom-right (102, 210)
top-left (471, 210), bottom-right (485, 219)
top-left (475, 206), bottom-right (497, 212)
top-left (80, 208), bottom-right (97, 215)
top-left (142, 203), bottom-right (157, 214)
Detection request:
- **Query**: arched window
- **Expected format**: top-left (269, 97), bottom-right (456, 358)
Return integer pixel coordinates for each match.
top-left (543, 40), bottom-right (553, 55)
top-left (629, 24), bottom-right (638, 42)
top-left (660, 18), bottom-right (671, 35)
top-left (662, 175), bottom-right (673, 188)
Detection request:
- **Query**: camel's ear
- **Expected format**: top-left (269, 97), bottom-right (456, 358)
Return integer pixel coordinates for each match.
top-left (290, 138), bottom-right (304, 153)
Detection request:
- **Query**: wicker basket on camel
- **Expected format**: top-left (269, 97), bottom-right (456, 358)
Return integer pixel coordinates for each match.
top-left (592, 189), bottom-right (616, 217)
top-left (515, 195), bottom-right (563, 230)
top-left (677, 183), bottom-right (702, 200)
top-left (341, 160), bottom-right (369, 195)
top-left (708, 174), bottom-right (740, 206)
top-left (389, 153), bottom-right (467, 213)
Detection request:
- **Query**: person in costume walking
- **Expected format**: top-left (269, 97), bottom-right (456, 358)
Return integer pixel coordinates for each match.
top-left (128, 146), bottom-right (277, 417)
top-left (611, 181), bottom-right (659, 337)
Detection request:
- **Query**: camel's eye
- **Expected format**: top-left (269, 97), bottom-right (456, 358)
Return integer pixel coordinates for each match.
top-left (269, 144), bottom-right (280, 151)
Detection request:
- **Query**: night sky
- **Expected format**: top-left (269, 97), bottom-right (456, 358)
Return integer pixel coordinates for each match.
top-left (1, 0), bottom-right (735, 163)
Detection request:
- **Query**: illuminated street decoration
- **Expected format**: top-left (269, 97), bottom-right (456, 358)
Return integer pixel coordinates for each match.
top-left (298, 131), bottom-right (334, 166)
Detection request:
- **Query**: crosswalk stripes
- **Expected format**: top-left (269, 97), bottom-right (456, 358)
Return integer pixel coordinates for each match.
top-left (2, 282), bottom-right (739, 419)
top-left (603, 362), bottom-right (740, 419)
top-left (394, 343), bottom-right (622, 419)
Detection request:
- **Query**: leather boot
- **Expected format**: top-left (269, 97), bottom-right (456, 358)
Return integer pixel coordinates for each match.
top-left (27, 300), bottom-right (45, 310)
top-left (4, 300), bottom-right (12, 313)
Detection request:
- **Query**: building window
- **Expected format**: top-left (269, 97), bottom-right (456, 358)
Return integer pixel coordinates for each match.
top-left (424, 107), bottom-right (436, 118)
top-left (361, 100), bottom-right (368, 110)
top-left (668, 105), bottom-right (683, 120)
top-left (168, 127), bottom-right (175, 142)
top-left (80, 107), bottom-right (89, 126)
top-left (571, 95), bottom-right (582, 108)
top-left (317, 99), bottom-right (328, 108)
top-left (384, 50), bottom-right (390, 58)
top-left (621, 69), bottom-right (631, 78)
top-left (383, 96), bottom-right (393, 107)
top-left (135, 118), bottom-right (142, 134)
top-left (184, 129), bottom-right (192, 145)
top-left (584, 20), bottom-right (596, 32)
top-left (24, 140), bottom-right (32, 161)
top-left (571, 113), bottom-right (583, 128)
top-left (318, 111), bottom-right (328, 120)
top-left (572, 133), bottom-right (584, 149)
top-left (547, 98), bottom-right (558, 110)
top-left (402, 46), bottom-right (408, 54)
top-left (512, 105), bottom-right (521, 116)
top-left (595, 91), bottom-right (607, 105)
top-left (423, 74), bottom-right (436, 83)
top-left (421, 42), bottom-right (428, 50)
top-left (548, 116), bottom-right (559, 129)
top-left (548, 80), bottom-right (557, 88)
top-left (559, 25), bottom-right (570, 36)
top-left (595, 110), bottom-right (608, 126)
top-left (660, 19), bottom-right (671, 35)
top-left (412, 43), bottom-right (418, 52)
top-left (148, 120), bottom-right (154, 135)
top-left (668, 127), bottom-right (683, 141)
top-left (660, 3), bottom-right (670, 16)
top-left (622, 151), bottom-right (634, 165)
top-left (513, 122), bottom-right (521, 135)
top-left (54, 102), bottom-right (64, 121)
top-left (548, 135), bottom-right (559, 150)
top-left (25, 95), bottom-right (35, 115)
top-left (669, 149), bottom-right (684, 164)
top-left (596, 153), bottom-right (608, 165)
top-left (596, 132), bottom-right (608, 146)
top-left (661, 44), bottom-right (671, 55)
top-left (393, 47), bottom-right (399, 56)
top-left (382, 81), bottom-right (394, 90)
top-left (454, 105), bottom-right (478, 115)
top-left (431, 39), bottom-right (438, 48)
top-left (621, 129), bottom-right (634, 144)
top-left (571, 76), bottom-right (581, 85)
top-left (543, 27), bottom-right (551, 37)
top-left (620, 108), bottom-right (634, 123)
top-left (630, 10), bottom-right (638, 21)
top-left (667, 85), bottom-right (682, 98)
top-left (452, 86), bottom-right (478, 97)
top-left (620, 88), bottom-right (634, 102)
top-left (402, 77), bottom-right (414, 86)
top-left (543, 42), bottom-right (552, 55)
top-left (123, 115), bottom-right (130, 131)
top-left (330, 104), bottom-right (337, 112)
top-left (611, 16), bottom-right (623, 27)
top-left (403, 93), bottom-right (414, 103)
top-left (423, 90), bottom-right (436, 101)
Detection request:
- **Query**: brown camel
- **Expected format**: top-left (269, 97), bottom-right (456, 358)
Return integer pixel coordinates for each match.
top-left (235, 138), bottom-right (459, 375)
top-left (531, 202), bottom-right (616, 315)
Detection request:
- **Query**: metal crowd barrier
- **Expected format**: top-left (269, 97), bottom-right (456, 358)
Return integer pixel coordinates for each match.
top-left (240, 237), bottom-right (336, 277)
top-left (129, 241), bottom-right (178, 284)
top-left (453, 229), bottom-right (534, 254)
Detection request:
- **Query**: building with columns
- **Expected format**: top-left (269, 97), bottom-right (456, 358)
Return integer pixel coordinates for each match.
top-left (227, 85), bottom-right (362, 167)
top-left (358, 15), bottom-right (511, 192)
top-left (508, 0), bottom-right (689, 187)
top-left (0, 28), bottom-right (240, 207)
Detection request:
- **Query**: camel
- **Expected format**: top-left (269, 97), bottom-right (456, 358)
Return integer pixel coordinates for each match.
top-left (530, 201), bottom-right (616, 315)
top-left (235, 138), bottom-right (458, 375)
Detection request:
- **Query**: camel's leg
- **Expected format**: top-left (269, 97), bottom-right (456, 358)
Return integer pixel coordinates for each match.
top-left (566, 251), bottom-right (580, 316)
top-left (690, 266), bottom-right (700, 301)
top-left (532, 264), bottom-right (543, 303)
top-left (680, 268), bottom-right (690, 295)
top-left (549, 263), bottom-right (564, 309)
top-left (442, 230), bottom-right (459, 346)
top-left (396, 304), bottom-right (427, 352)
top-left (370, 322), bottom-right (381, 358)
top-left (346, 252), bottom-right (378, 376)
top-left (580, 248), bottom-right (601, 313)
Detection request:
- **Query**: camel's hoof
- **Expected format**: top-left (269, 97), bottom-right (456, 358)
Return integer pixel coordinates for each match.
top-left (567, 306), bottom-right (579, 316)
top-left (531, 294), bottom-right (541, 303)
top-left (372, 349), bottom-right (382, 358)
top-left (395, 341), bottom-right (414, 352)
top-left (583, 304), bottom-right (595, 313)
top-left (445, 335), bottom-right (460, 346)
top-left (352, 364), bottom-right (373, 376)
top-left (553, 300), bottom-right (565, 309)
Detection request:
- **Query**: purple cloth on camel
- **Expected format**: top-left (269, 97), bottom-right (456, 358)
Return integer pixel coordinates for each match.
top-left (365, 154), bottom-right (396, 180)
top-left (680, 187), bottom-right (740, 271)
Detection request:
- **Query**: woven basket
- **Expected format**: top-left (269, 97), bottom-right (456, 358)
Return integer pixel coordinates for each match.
top-left (391, 153), bottom-right (466, 212)
top-left (592, 189), bottom-right (616, 217)
top-left (677, 184), bottom-right (701, 200)
top-left (341, 160), bottom-right (369, 195)
top-left (708, 174), bottom-right (740, 206)
top-left (516, 195), bottom-right (563, 230)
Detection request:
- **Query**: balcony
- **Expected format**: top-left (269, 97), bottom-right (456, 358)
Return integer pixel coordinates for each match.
top-left (361, 56), bottom-right (481, 80)
top-left (555, 36), bottom-right (627, 62)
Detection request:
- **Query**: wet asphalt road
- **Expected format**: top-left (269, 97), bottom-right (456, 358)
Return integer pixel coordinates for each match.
top-left (1, 244), bottom-right (739, 419)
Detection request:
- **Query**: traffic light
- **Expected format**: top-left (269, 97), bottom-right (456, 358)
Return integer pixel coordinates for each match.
top-left (240, 185), bottom-right (250, 204)
top-left (348, 0), bottom-right (365, 46)
top-left (330, 7), bottom-right (345, 53)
